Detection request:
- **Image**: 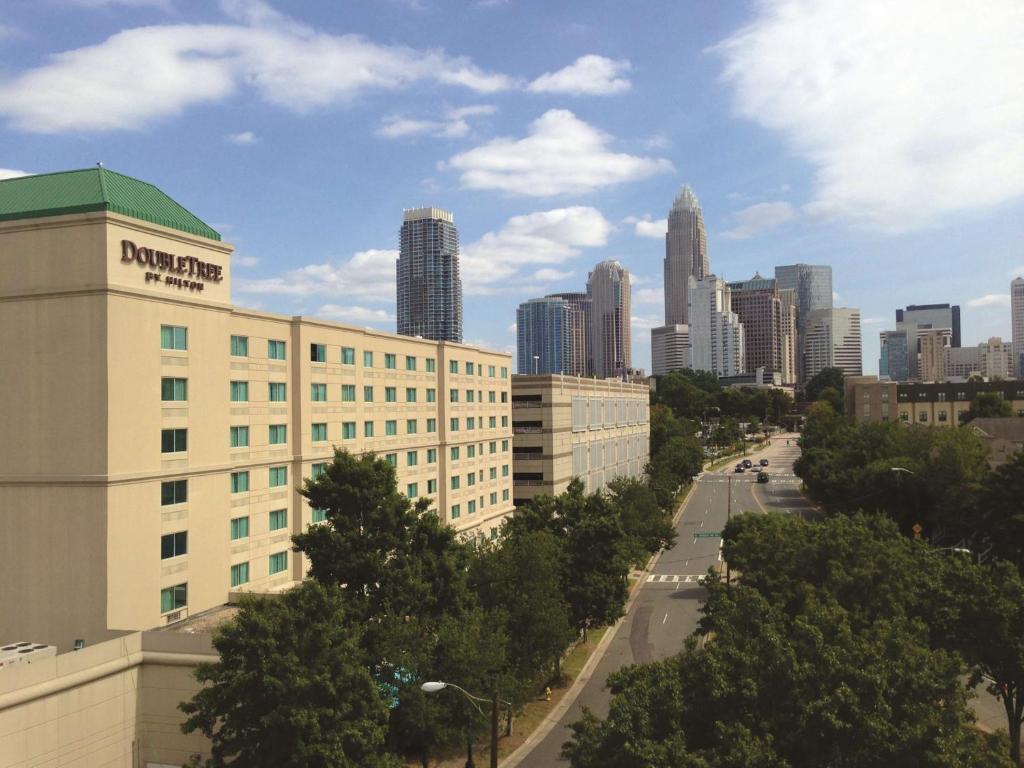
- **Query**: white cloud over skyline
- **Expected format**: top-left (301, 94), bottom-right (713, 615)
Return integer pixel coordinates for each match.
top-left (377, 105), bottom-right (496, 139)
top-left (527, 55), bottom-right (632, 96)
top-left (226, 130), bottom-right (259, 145)
top-left (234, 248), bottom-right (398, 301)
top-left (967, 294), bottom-right (1011, 309)
top-left (721, 201), bottom-right (796, 239)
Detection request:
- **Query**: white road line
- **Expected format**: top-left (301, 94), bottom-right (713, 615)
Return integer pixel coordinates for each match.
top-left (672, 575), bottom-right (680, 582)
top-left (658, 575), bottom-right (668, 583)
top-left (662, 612), bottom-right (668, 625)
top-left (646, 574), bottom-right (655, 583)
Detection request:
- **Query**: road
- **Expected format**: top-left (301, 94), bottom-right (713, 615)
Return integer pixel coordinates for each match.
top-left (513, 434), bottom-right (813, 767)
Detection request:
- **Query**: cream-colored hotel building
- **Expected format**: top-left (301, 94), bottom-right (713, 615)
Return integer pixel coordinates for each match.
top-left (0, 168), bottom-right (514, 652)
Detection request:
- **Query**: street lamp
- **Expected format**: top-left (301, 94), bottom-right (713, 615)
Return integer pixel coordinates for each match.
top-left (421, 681), bottom-right (512, 768)
top-left (532, 355), bottom-right (540, 375)
top-left (890, 467), bottom-right (922, 539)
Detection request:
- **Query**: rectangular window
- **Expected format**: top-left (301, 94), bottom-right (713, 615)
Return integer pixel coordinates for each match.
top-left (426, 358), bottom-right (436, 372)
top-left (341, 347), bottom-right (355, 365)
top-left (385, 353), bottom-right (397, 369)
top-left (364, 421), bottom-right (374, 437)
top-left (311, 508), bottom-right (327, 523)
top-left (160, 584), bottom-right (187, 614)
top-left (467, 445), bottom-right (476, 458)
top-left (231, 335), bottom-right (249, 357)
top-left (342, 422), bottom-right (356, 439)
top-left (311, 383), bottom-right (327, 401)
top-left (269, 382), bottom-right (287, 402)
top-left (363, 350), bottom-right (373, 367)
top-left (465, 362), bottom-right (474, 375)
top-left (450, 360), bottom-right (459, 374)
top-left (451, 504), bottom-right (460, 520)
top-left (230, 516), bottom-right (249, 540)
top-left (342, 384), bottom-right (356, 402)
top-left (501, 416), bottom-right (508, 427)
top-left (385, 387), bottom-right (397, 403)
top-left (450, 418), bottom-right (459, 432)
top-left (450, 389), bottom-right (459, 403)
top-left (428, 478), bottom-right (437, 493)
top-left (489, 441), bottom-right (496, 454)
top-left (269, 424), bottom-right (287, 444)
top-left (311, 423), bottom-right (327, 441)
top-left (501, 439), bottom-right (509, 452)
top-left (161, 479), bottom-right (187, 506)
top-left (426, 418), bottom-right (437, 433)
top-left (488, 365), bottom-right (496, 377)
top-left (467, 417), bottom-right (476, 431)
top-left (269, 466), bottom-right (287, 487)
top-left (230, 425), bottom-right (250, 447)
top-left (311, 343), bottom-right (326, 362)
top-left (501, 391), bottom-right (508, 403)
top-left (426, 388), bottom-right (436, 403)
top-left (269, 509), bottom-right (288, 531)
top-left (385, 453), bottom-right (397, 467)
top-left (488, 391), bottom-right (496, 403)
top-left (269, 551), bottom-right (288, 575)
top-left (451, 476), bottom-right (460, 490)
top-left (502, 464), bottom-right (509, 477)
top-left (161, 377), bottom-right (187, 401)
top-left (501, 367), bottom-right (508, 379)
top-left (468, 500), bottom-right (476, 515)
top-left (160, 324), bottom-right (187, 351)
top-left (268, 339), bottom-right (286, 360)
top-left (489, 467), bottom-right (497, 480)
top-left (161, 428), bottom-right (187, 453)
top-left (160, 531), bottom-right (187, 560)
top-left (466, 389), bottom-right (475, 403)
top-left (406, 355), bottom-right (417, 371)
top-left (468, 473), bottom-right (476, 487)
top-left (231, 471), bottom-right (249, 493)
top-left (407, 450), bottom-right (418, 466)
top-left (489, 416), bottom-right (496, 428)
top-left (230, 380), bottom-right (249, 402)
top-left (406, 387), bottom-right (417, 403)
top-left (407, 482), bottom-right (419, 498)
top-left (363, 385), bottom-right (375, 402)
top-left (452, 446), bottom-right (461, 461)
top-left (490, 492), bottom-right (497, 505)
top-left (427, 448), bottom-right (437, 463)
top-left (502, 489), bottom-right (509, 502)
top-left (406, 419), bottom-right (417, 434)
top-left (312, 463), bottom-right (326, 479)
top-left (384, 420), bottom-right (397, 436)
top-left (230, 562), bottom-right (249, 588)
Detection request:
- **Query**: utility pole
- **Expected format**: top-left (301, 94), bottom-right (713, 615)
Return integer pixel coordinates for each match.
top-left (726, 474), bottom-right (732, 585)
top-left (490, 690), bottom-right (499, 768)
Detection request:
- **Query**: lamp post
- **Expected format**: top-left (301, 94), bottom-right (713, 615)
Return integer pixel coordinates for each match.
top-left (422, 681), bottom-right (511, 768)
top-left (890, 467), bottom-right (921, 539)
top-left (533, 355), bottom-right (540, 375)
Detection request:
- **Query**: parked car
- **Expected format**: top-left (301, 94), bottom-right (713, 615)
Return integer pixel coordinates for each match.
top-left (757, 471), bottom-right (769, 483)
top-left (760, 458), bottom-right (769, 467)
top-left (734, 465), bottom-right (746, 473)
top-left (742, 459), bottom-right (753, 468)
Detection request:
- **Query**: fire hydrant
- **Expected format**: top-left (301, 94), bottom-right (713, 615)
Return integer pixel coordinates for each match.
top-left (544, 686), bottom-right (552, 701)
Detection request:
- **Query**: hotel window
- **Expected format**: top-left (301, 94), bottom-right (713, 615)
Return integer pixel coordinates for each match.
top-left (312, 463), bottom-right (326, 479)
top-left (488, 391), bottom-right (496, 403)
top-left (451, 504), bottom-right (460, 520)
top-left (160, 531), bottom-right (187, 560)
top-left (501, 392), bottom-right (508, 403)
top-left (490, 492), bottom-right (497, 505)
top-left (160, 324), bottom-right (187, 351)
top-left (230, 381), bottom-right (249, 402)
top-left (385, 353), bottom-right (397, 370)
top-left (342, 422), bottom-right (356, 440)
top-left (451, 476), bottom-right (460, 490)
top-left (501, 439), bottom-right (508, 451)
top-left (490, 527), bottom-right (498, 540)
top-left (426, 358), bottom-right (436, 372)
top-left (161, 479), bottom-right (187, 506)
top-left (407, 483), bottom-right (419, 498)
top-left (364, 421), bottom-right (374, 437)
top-left (269, 466), bottom-right (288, 487)
top-left (467, 473), bottom-right (476, 487)
top-left (161, 428), bottom-right (187, 453)
top-left (269, 425), bottom-right (287, 445)
top-left (467, 417), bottom-right (476, 431)
top-left (466, 390), bottom-right (475, 403)
top-left (385, 453), bottom-right (397, 468)
top-left (502, 464), bottom-right (509, 477)
top-left (407, 450), bottom-right (418, 467)
top-left (363, 350), bottom-right (373, 367)
top-left (231, 471), bottom-right (249, 493)
top-left (385, 387), bottom-right (397, 403)
top-left (230, 516), bottom-right (249, 540)
top-left (502, 489), bottom-right (509, 502)
top-left (919, 412), bottom-right (928, 422)
top-left (231, 335), bottom-right (249, 357)
top-left (500, 367), bottom-right (508, 379)
top-left (451, 447), bottom-right (460, 460)
top-left (386, 420), bottom-right (397, 436)
top-left (489, 441), bottom-right (496, 454)
top-left (311, 423), bottom-right (327, 442)
top-left (160, 584), bottom-right (187, 614)
top-left (450, 418), bottom-right (459, 431)
top-left (269, 509), bottom-right (288, 531)
top-left (311, 508), bottom-right (327, 523)
top-left (230, 563), bottom-right (249, 588)
top-left (311, 383), bottom-right (327, 401)
top-left (268, 339), bottom-right (286, 360)
top-left (342, 384), bottom-right (356, 402)
top-left (450, 360), bottom-right (458, 374)
top-left (161, 377), bottom-right (188, 401)
top-left (427, 478), bottom-right (437, 493)
top-left (426, 388), bottom-right (436, 403)
top-left (488, 365), bottom-right (496, 377)
top-left (468, 500), bottom-right (476, 515)
top-left (269, 551), bottom-right (288, 575)
top-left (406, 419), bottom-right (417, 434)
top-left (406, 355), bottom-right (417, 371)
top-left (426, 418), bottom-right (437, 433)
top-left (467, 445), bottom-right (476, 459)
top-left (489, 467), bottom-right (497, 480)
top-left (406, 388), bottom-right (417, 402)
top-left (230, 425), bottom-right (249, 448)
top-left (465, 362), bottom-right (474, 375)
top-left (427, 448), bottom-right (437, 463)
top-left (310, 343), bottom-right (326, 362)
top-left (269, 383), bottom-right (287, 402)
top-left (450, 389), bottom-right (459, 403)
top-left (489, 416), bottom-right (496, 428)
top-left (364, 385), bottom-right (374, 402)
top-left (501, 416), bottom-right (508, 428)
top-left (341, 347), bottom-right (355, 365)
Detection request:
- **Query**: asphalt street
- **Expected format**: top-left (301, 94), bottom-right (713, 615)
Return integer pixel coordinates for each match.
top-left (514, 434), bottom-right (812, 767)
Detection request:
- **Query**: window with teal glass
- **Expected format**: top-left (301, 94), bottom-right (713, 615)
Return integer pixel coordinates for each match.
top-left (231, 471), bottom-right (249, 493)
top-left (311, 423), bottom-right (327, 441)
top-left (450, 504), bottom-right (460, 520)
top-left (161, 428), bottom-right (187, 453)
top-left (466, 389), bottom-right (474, 403)
top-left (451, 476), bottom-right (460, 490)
top-left (364, 421), bottom-right (374, 437)
top-left (451, 447), bottom-right (460, 460)
top-left (427, 478), bottom-right (437, 493)
top-left (385, 387), bottom-right (396, 403)
top-left (450, 418), bottom-right (459, 431)
top-left (488, 365), bottom-right (495, 377)
top-left (269, 382), bottom-right (287, 402)
top-left (490, 492), bottom-right (497, 505)
top-left (269, 424), bottom-right (287, 444)
top-left (381, 420), bottom-right (394, 436)
top-left (426, 418), bottom-right (437, 433)
top-left (468, 500), bottom-right (476, 515)
top-left (161, 479), bottom-right (187, 505)
top-left (489, 467), bottom-right (497, 480)
top-left (489, 441), bottom-right (496, 454)
top-left (363, 350), bottom-right (373, 367)
top-left (501, 367), bottom-right (508, 378)
top-left (342, 384), bottom-right (356, 402)
top-left (230, 425), bottom-right (249, 447)
top-left (363, 385), bottom-right (374, 402)
top-left (230, 562), bottom-right (249, 587)
top-left (341, 347), bottom-right (355, 365)
top-left (406, 482), bottom-right (418, 498)
top-left (426, 388), bottom-right (436, 403)
top-left (230, 381), bottom-right (248, 402)
top-left (450, 389), bottom-right (458, 403)
top-left (311, 508), bottom-right (327, 523)
top-left (230, 335), bottom-right (248, 357)
top-left (467, 417), bottom-right (475, 431)
top-left (406, 419), bottom-right (417, 434)
top-left (269, 551), bottom-right (287, 575)
top-left (405, 355), bottom-right (416, 371)
top-left (230, 515), bottom-right (249, 540)
top-left (501, 416), bottom-right (508, 427)
top-left (489, 416), bottom-right (496, 428)
top-left (384, 353), bottom-right (396, 369)
top-left (161, 377), bottom-right (187, 401)
top-left (342, 422), bottom-right (356, 439)
top-left (269, 509), bottom-right (287, 531)
top-left (160, 324), bottom-right (187, 351)
top-left (427, 448), bottom-right (437, 463)
top-left (269, 466), bottom-right (287, 487)
top-left (160, 583), bottom-right (187, 613)
top-left (268, 339), bottom-right (286, 360)
top-left (406, 387), bottom-right (416, 402)
top-left (488, 391), bottom-right (496, 403)
top-left (502, 464), bottom-right (509, 477)
top-left (310, 343), bottom-right (326, 362)
top-left (467, 473), bottom-right (476, 487)
top-left (449, 360), bottom-right (458, 374)
top-left (426, 358), bottom-right (436, 372)
top-left (502, 439), bottom-right (509, 451)
top-left (385, 453), bottom-right (397, 467)
top-left (311, 383), bottom-right (327, 401)
top-left (407, 450), bottom-right (418, 466)
top-left (312, 463), bottom-right (326, 479)
top-left (467, 445), bottom-right (476, 458)
top-left (465, 362), bottom-right (473, 375)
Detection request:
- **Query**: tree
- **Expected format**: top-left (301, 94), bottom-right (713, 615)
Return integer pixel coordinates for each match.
top-left (606, 477), bottom-right (677, 567)
top-left (804, 366), bottom-right (845, 404)
top-left (180, 582), bottom-right (399, 768)
top-left (960, 392), bottom-right (1014, 423)
top-left (646, 434), bottom-right (703, 511)
top-left (978, 451), bottom-right (1024, 572)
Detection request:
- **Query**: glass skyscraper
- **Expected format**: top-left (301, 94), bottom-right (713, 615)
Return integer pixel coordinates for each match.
top-left (664, 185), bottom-right (708, 326)
top-left (396, 207), bottom-right (463, 342)
top-left (775, 264), bottom-right (833, 383)
top-left (587, 260), bottom-right (631, 378)
top-left (516, 297), bottom-right (572, 375)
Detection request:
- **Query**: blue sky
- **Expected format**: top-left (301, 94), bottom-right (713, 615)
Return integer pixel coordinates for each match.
top-left (2, 0), bottom-right (1022, 374)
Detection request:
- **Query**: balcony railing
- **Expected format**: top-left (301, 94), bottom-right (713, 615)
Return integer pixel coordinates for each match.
top-left (512, 426), bottom-right (543, 434)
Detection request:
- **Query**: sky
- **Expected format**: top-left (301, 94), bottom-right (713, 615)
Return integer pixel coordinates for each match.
top-left (2, 0), bottom-right (1022, 374)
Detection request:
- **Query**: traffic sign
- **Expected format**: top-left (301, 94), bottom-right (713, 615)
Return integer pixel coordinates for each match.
top-left (694, 531), bottom-right (722, 538)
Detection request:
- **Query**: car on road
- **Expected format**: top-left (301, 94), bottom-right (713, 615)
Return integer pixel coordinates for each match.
top-left (759, 458), bottom-right (769, 467)
top-left (757, 471), bottom-right (769, 483)
top-left (734, 465), bottom-right (745, 473)
top-left (742, 459), bottom-right (753, 468)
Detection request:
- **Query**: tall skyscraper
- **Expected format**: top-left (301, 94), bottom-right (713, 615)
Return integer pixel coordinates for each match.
top-left (727, 273), bottom-right (797, 384)
top-left (587, 260), bottom-right (631, 378)
top-left (664, 185), bottom-right (708, 326)
top-left (879, 329), bottom-right (913, 381)
top-left (516, 296), bottom-right (571, 375)
top-left (651, 324), bottom-right (689, 376)
top-left (688, 275), bottom-right (744, 377)
top-left (805, 308), bottom-right (862, 380)
top-left (1012, 278), bottom-right (1024, 377)
top-left (546, 291), bottom-right (591, 377)
top-left (775, 264), bottom-right (833, 383)
top-left (896, 303), bottom-right (961, 348)
top-left (396, 207), bottom-right (462, 342)
top-left (918, 328), bottom-right (951, 382)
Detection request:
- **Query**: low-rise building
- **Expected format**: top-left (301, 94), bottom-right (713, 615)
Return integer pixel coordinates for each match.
top-left (965, 418), bottom-right (1024, 467)
top-left (846, 376), bottom-right (1024, 426)
top-left (511, 375), bottom-right (649, 506)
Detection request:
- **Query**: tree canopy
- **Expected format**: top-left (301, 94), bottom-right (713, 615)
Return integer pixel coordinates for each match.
top-left (804, 366), bottom-right (845, 404)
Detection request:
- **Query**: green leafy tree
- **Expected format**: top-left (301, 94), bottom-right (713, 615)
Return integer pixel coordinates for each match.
top-left (180, 582), bottom-right (399, 768)
top-left (960, 392), bottom-right (1014, 422)
top-left (606, 476), bottom-right (677, 567)
top-left (978, 451), bottom-right (1024, 572)
top-left (804, 366), bottom-right (845, 404)
top-left (646, 434), bottom-right (703, 510)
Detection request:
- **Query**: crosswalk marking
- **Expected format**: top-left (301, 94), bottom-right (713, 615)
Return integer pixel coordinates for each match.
top-left (646, 574), bottom-right (705, 584)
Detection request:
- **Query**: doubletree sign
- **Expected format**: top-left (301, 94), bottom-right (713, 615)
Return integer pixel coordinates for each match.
top-left (120, 239), bottom-right (224, 292)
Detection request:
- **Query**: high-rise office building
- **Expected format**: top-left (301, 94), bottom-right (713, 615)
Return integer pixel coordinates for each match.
top-left (688, 275), bottom-right (744, 377)
top-left (546, 291), bottom-right (591, 377)
top-left (727, 273), bottom-right (797, 384)
top-left (880, 329), bottom-right (913, 381)
top-left (805, 308), bottom-right (862, 380)
top-left (896, 303), bottom-right (961, 348)
top-left (918, 328), bottom-right (951, 382)
top-left (587, 260), bottom-right (631, 378)
top-left (1013, 278), bottom-right (1024, 376)
top-left (516, 296), bottom-right (571, 375)
top-left (664, 185), bottom-right (708, 326)
top-left (650, 324), bottom-right (690, 376)
top-left (775, 264), bottom-right (833, 383)
top-left (397, 207), bottom-right (463, 342)
top-left (978, 337), bottom-right (1014, 380)
top-left (778, 288), bottom-right (798, 385)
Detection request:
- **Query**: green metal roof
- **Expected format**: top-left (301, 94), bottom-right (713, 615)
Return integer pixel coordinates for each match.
top-left (0, 167), bottom-right (221, 241)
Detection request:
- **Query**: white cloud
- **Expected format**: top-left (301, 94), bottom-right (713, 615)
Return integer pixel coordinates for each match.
top-left (631, 315), bottom-right (662, 331)
top-left (832, 291), bottom-right (842, 303)
top-left (967, 293), bottom-right (1011, 308)
top-left (316, 304), bottom-right (395, 324)
top-left (234, 248), bottom-right (397, 301)
top-left (0, 2), bottom-right (514, 133)
top-left (713, 0), bottom-right (1024, 232)
top-left (721, 201), bottom-right (796, 239)
top-left (447, 109), bottom-right (672, 196)
top-left (624, 215), bottom-right (667, 239)
top-left (233, 254), bottom-right (260, 267)
top-left (633, 287), bottom-right (663, 305)
top-left (0, 168), bottom-right (30, 180)
top-left (377, 104), bottom-right (496, 140)
top-left (1009, 265), bottom-right (1024, 278)
top-left (528, 54), bottom-right (632, 96)
top-left (226, 130), bottom-right (259, 144)
top-left (506, 322), bottom-right (517, 334)
top-left (861, 316), bottom-right (888, 325)
top-left (531, 268), bottom-right (574, 282)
